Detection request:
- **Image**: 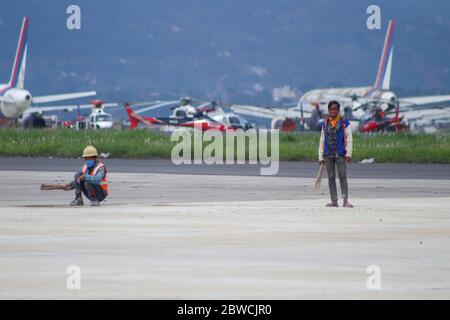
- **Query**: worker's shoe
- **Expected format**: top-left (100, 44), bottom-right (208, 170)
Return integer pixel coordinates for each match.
top-left (70, 197), bottom-right (84, 206)
top-left (90, 200), bottom-right (100, 207)
top-left (343, 199), bottom-right (354, 208)
top-left (326, 201), bottom-right (339, 207)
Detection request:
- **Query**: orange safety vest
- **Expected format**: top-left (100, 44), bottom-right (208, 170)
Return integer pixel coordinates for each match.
top-left (81, 162), bottom-right (108, 193)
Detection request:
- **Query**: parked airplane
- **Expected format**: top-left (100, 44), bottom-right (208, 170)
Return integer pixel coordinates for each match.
top-left (0, 17), bottom-right (96, 120)
top-left (232, 19), bottom-right (450, 132)
top-left (298, 20), bottom-right (450, 116)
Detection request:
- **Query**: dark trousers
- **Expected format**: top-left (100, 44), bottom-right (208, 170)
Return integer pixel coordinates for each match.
top-left (324, 156), bottom-right (348, 201)
top-left (73, 172), bottom-right (107, 202)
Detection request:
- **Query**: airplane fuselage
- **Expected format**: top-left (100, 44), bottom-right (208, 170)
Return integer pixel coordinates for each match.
top-left (299, 86), bottom-right (397, 107)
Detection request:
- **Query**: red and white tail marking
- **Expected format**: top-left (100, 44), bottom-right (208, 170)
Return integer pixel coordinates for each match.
top-left (9, 17), bottom-right (29, 89)
top-left (374, 20), bottom-right (395, 91)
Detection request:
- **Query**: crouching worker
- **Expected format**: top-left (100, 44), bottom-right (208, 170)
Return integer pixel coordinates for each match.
top-left (65, 145), bottom-right (108, 206)
top-left (318, 100), bottom-right (353, 208)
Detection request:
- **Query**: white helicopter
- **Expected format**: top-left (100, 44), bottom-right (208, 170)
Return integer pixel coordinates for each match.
top-left (86, 100), bottom-right (114, 129)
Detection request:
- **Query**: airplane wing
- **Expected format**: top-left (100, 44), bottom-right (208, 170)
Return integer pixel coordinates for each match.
top-left (398, 95), bottom-right (450, 109)
top-left (26, 102), bottom-right (120, 114)
top-left (20, 102), bottom-right (122, 125)
top-left (399, 108), bottom-right (450, 121)
top-left (26, 104), bottom-right (93, 114)
top-left (231, 105), bottom-right (281, 119)
top-left (27, 101), bottom-right (168, 116)
top-left (32, 91), bottom-right (97, 104)
top-left (231, 104), bottom-right (308, 119)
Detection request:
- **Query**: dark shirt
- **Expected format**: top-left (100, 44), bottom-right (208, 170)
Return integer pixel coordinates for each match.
top-left (326, 122), bottom-right (339, 157)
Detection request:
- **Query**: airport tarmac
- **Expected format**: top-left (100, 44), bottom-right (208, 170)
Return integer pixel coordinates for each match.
top-left (0, 164), bottom-right (450, 299)
top-left (2, 157), bottom-right (450, 179)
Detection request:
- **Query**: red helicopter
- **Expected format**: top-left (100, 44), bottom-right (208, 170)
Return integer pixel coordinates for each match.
top-left (124, 102), bottom-right (230, 131)
top-left (358, 103), bottom-right (409, 133)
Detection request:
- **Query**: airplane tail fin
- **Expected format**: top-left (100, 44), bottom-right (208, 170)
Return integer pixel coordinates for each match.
top-left (9, 17), bottom-right (29, 89)
top-left (124, 103), bottom-right (139, 129)
top-left (374, 19), bottom-right (395, 91)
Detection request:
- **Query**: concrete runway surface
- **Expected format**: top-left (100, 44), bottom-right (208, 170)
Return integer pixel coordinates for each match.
top-left (2, 157), bottom-right (450, 179)
top-left (1, 161), bottom-right (450, 299)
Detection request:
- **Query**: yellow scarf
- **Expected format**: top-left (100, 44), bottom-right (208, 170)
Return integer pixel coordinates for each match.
top-left (328, 114), bottom-right (342, 128)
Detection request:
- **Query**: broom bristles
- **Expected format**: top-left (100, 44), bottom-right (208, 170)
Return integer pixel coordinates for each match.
top-left (314, 163), bottom-right (325, 192)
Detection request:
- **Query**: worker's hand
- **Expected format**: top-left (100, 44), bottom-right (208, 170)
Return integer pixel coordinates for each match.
top-left (319, 160), bottom-right (325, 166)
top-left (77, 174), bottom-right (85, 184)
top-left (345, 156), bottom-right (352, 163)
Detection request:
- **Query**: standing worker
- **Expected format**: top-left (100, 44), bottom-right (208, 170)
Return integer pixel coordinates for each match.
top-left (65, 145), bottom-right (108, 206)
top-left (318, 101), bottom-right (353, 208)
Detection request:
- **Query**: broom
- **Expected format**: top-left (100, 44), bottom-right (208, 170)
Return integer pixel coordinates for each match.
top-left (314, 163), bottom-right (325, 192)
top-left (40, 184), bottom-right (69, 191)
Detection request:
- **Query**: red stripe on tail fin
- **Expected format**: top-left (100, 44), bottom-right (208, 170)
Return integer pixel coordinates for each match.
top-left (373, 20), bottom-right (395, 90)
top-left (9, 17), bottom-right (29, 89)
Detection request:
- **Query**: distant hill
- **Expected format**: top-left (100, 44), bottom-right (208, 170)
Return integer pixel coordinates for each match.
top-left (1, 0), bottom-right (449, 105)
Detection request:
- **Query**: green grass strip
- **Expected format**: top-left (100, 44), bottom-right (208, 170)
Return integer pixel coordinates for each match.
top-left (0, 128), bottom-right (449, 163)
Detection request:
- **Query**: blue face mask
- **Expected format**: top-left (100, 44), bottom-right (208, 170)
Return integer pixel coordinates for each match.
top-left (85, 160), bottom-right (96, 169)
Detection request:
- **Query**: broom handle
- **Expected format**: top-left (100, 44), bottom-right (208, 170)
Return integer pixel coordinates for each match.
top-left (41, 184), bottom-right (68, 190)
